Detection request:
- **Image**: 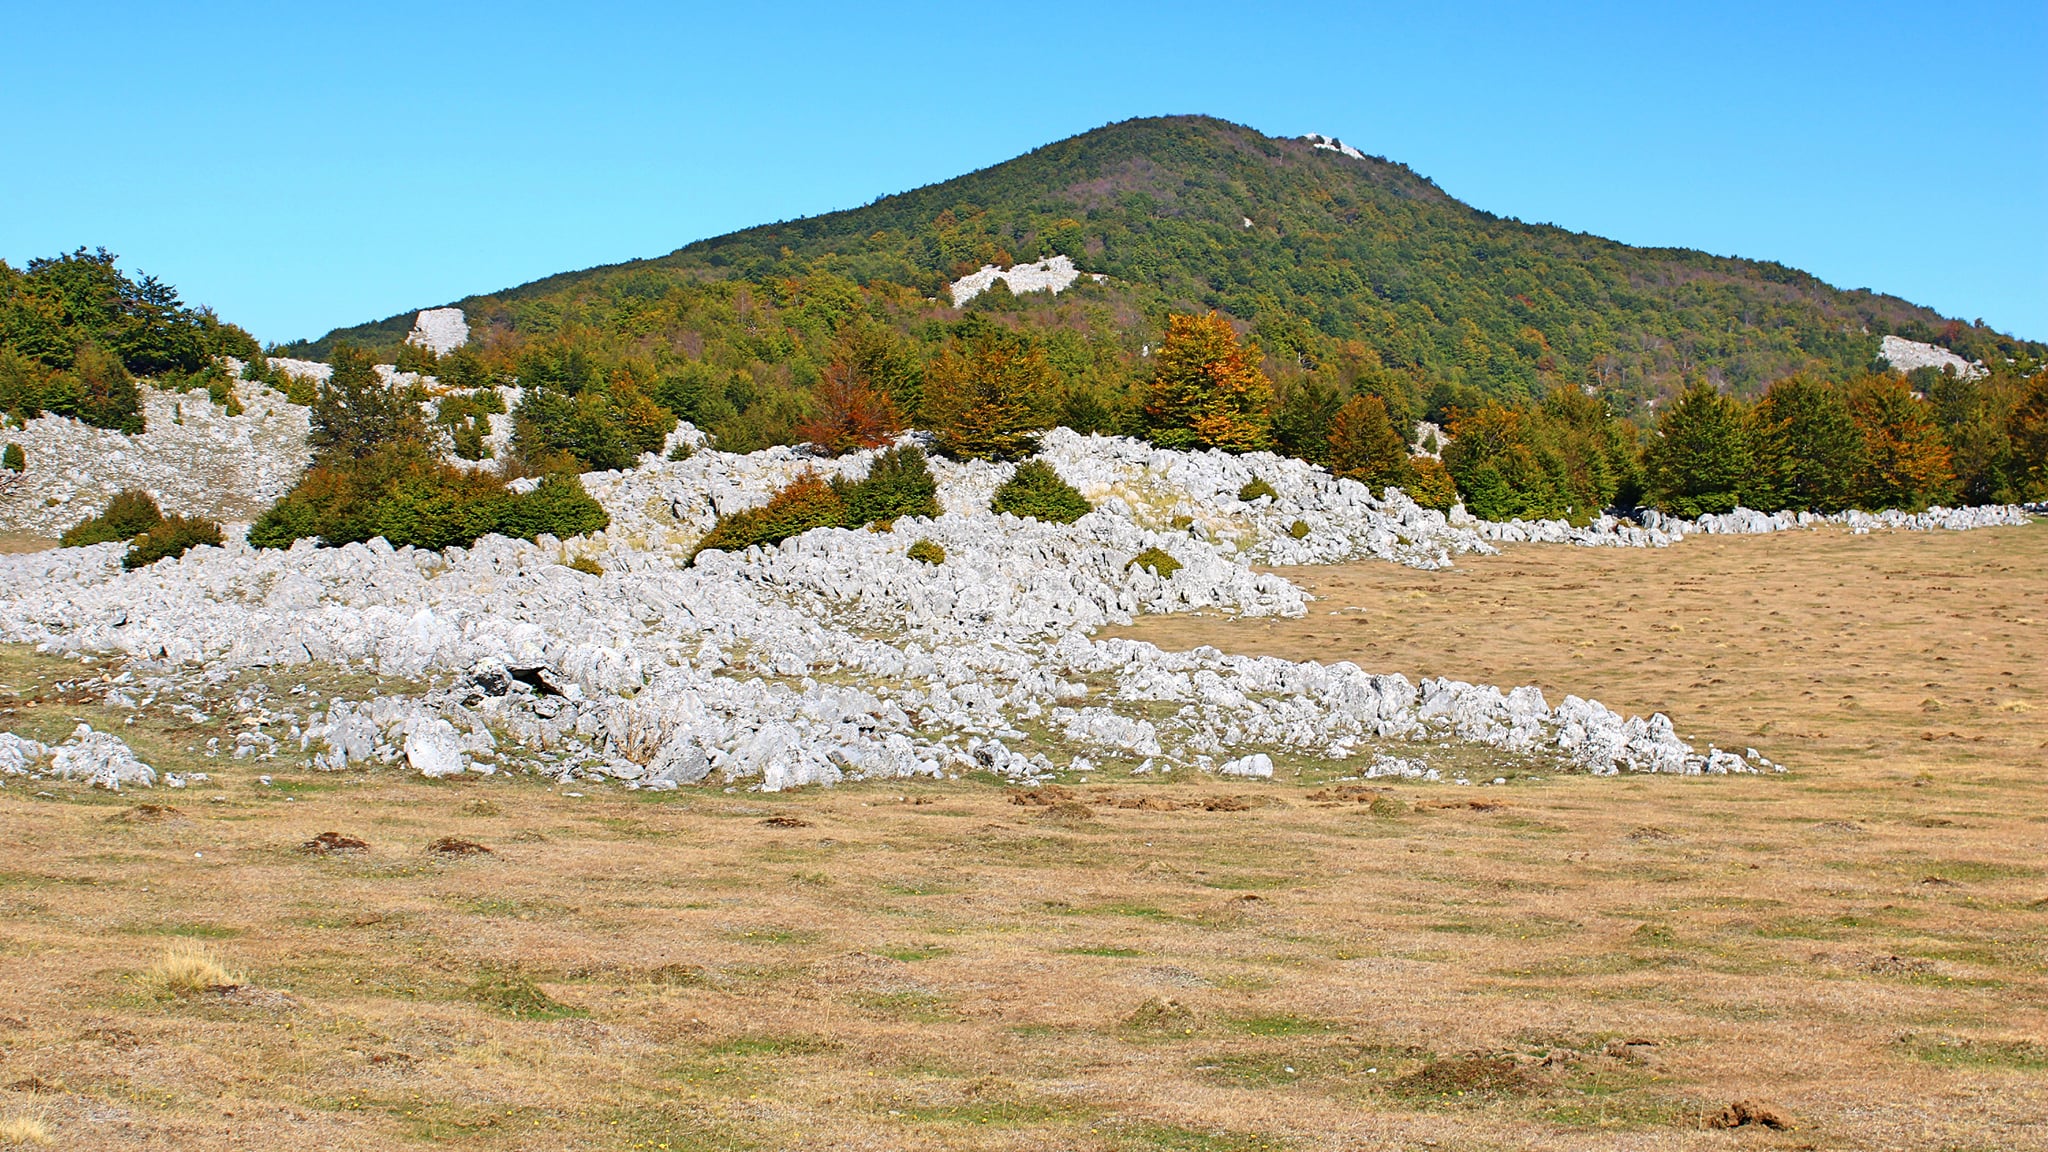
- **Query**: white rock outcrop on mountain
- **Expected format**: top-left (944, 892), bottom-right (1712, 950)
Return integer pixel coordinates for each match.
top-left (1879, 334), bottom-right (1984, 379)
top-left (1303, 133), bottom-right (1365, 160)
top-left (948, 256), bottom-right (1102, 306)
top-left (406, 308), bottom-right (471, 355)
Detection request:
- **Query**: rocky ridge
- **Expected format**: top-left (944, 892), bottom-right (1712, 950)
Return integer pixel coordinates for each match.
top-left (0, 382), bottom-right (311, 537)
top-left (11, 421), bottom-right (2029, 796)
top-left (0, 310), bottom-right (2033, 794)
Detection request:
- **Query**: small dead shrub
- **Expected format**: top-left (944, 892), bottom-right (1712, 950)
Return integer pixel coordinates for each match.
top-left (1704, 1100), bottom-right (1789, 1130)
top-left (1122, 996), bottom-right (1200, 1035)
top-left (1038, 801), bottom-right (1095, 826)
top-left (760, 815), bottom-right (812, 828)
top-left (425, 836), bottom-right (491, 856)
top-left (108, 804), bottom-right (181, 823)
top-left (298, 831), bottom-right (369, 855)
top-left (1384, 1054), bottom-right (1531, 1100)
top-left (1008, 785), bottom-right (1075, 806)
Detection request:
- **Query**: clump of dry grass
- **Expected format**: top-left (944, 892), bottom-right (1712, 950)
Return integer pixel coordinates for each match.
top-left (0, 1117), bottom-right (50, 1146)
top-left (147, 940), bottom-right (240, 997)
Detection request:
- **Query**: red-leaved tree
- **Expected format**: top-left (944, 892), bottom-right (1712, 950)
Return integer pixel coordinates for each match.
top-left (798, 363), bottom-right (903, 457)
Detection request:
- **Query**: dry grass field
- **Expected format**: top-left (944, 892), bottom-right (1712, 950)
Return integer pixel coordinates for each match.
top-left (0, 523), bottom-right (2043, 1151)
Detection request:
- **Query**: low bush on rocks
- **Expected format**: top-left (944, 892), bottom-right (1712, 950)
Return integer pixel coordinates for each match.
top-left (2, 443), bottom-right (21, 472)
top-left (124, 515), bottom-right (222, 569)
top-left (435, 388), bottom-right (505, 461)
top-left (1237, 477), bottom-right (1277, 502)
top-left (1128, 547), bottom-right (1182, 578)
top-left (1288, 519), bottom-right (1311, 539)
top-left (249, 444), bottom-right (609, 551)
top-left (992, 460), bottom-right (1091, 523)
top-left (695, 447), bottom-right (942, 560)
top-left (907, 539), bottom-right (946, 565)
top-left (833, 446), bottom-right (939, 525)
top-left (693, 471), bottom-right (846, 560)
top-left (61, 488), bottom-right (162, 547)
top-left (492, 473), bottom-right (612, 542)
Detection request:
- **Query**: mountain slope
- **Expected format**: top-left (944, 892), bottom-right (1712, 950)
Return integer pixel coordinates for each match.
top-left (292, 115), bottom-right (2039, 408)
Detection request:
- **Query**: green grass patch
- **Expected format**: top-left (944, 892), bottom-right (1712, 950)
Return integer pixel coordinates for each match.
top-left (851, 990), bottom-right (953, 1023)
top-left (1900, 1033), bottom-right (2048, 1070)
top-left (1060, 944), bottom-right (1145, 957)
top-left (1104, 1121), bottom-right (1287, 1151)
top-left (118, 921), bottom-right (243, 939)
top-left (466, 965), bottom-right (585, 1020)
top-left (896, 1100), bottom-right (1071, 1127)
top-left (722, 926), bottom-right (822, 946)
top-left (1228, 1013), bottom-right (1342, 1037)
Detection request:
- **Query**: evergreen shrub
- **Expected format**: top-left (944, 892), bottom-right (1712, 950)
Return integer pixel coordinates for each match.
top-left (62, 489), bottom-right (163, 547)
top-left (991, 460), bottom-right (1091, 523)
top-left (1128, 547), bottom-right (1182, 578)
top-left (834, 446), bottom-right (939, 525)
top-left (124, 515), bottom-right (222, 568)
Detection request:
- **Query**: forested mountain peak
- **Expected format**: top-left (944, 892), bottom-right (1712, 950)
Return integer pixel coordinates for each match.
top-left (290, 114), bottom-right (2040, 418)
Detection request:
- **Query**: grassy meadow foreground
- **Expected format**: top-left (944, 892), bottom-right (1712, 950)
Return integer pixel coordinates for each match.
top-left (0, 525), bottom-right (2043, 1150)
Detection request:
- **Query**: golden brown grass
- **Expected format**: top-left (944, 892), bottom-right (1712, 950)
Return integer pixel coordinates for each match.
top-left (0, 523), bottom-right (2041, 1149)
top-left (145, 941), bottom-right (242, 997)
top-left (0, 533), bottom-right (53, 556)
top-left (0, 1117), bottom-right (51, 1146)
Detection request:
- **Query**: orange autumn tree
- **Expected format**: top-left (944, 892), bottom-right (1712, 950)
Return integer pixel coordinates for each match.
top-left (1143, 313), bottom-right (1273, 452)
top-left (1849, 374), bottom-right (1956, 510)
top-left (1325, 394), bottom-right (1415, 490)
top-left (796, 362), bottom-right (902, 457)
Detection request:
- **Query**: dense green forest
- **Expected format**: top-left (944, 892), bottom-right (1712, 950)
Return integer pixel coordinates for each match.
top-left (0, 248), bottom-right (262, 433)
top-left (292, 115), bottom-right (2043, 439)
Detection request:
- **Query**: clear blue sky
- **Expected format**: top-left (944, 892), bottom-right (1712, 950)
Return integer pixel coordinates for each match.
top-left (3, 1), bottom-right (2042, 345)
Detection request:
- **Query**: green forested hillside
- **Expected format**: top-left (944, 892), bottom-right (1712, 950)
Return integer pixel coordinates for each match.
top-left (290, 115), bottom-right (2039, 423)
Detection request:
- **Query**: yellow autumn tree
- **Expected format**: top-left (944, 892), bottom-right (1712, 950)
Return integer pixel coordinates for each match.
top-left (1143, 313), bottom-right (1273, 452)
top-left (921, 329), bottom-right (1056, 461)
